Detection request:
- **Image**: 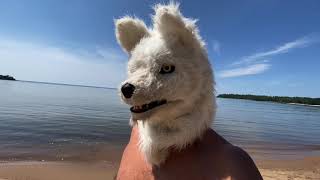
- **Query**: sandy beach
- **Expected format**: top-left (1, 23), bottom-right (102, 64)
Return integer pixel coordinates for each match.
top-left (0, 157), bottom-right (319, 180)
top-left (258, 157), bottom-right (320, 180)
top-left (0, 161), bottom-right (118, 180)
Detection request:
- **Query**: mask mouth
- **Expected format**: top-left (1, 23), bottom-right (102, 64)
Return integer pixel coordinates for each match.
top-left (130, 99), bottom-right (167, 113)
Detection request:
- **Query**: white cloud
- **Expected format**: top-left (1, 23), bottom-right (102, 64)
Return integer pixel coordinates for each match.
top-left (212, 40), bottom-right (221, 55)
top-left (218, 63), bottom-right (271, 78)
top-left (217, 35), bottom-right (319, 78)
top-left (232, 36), bottom-right (318, 66)
top-left (0, 38), bottom-right (127, 87)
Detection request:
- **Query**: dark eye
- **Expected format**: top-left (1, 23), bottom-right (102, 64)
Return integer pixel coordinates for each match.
top-left (160, 64), bottom-right (175, 74)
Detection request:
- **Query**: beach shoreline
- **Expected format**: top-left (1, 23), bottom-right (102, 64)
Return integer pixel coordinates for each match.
top-left (0, 156), bottom-right (319, 180)
top-left (258, 156), bottom-right (320, 180)
top-left (1, 81), bottom-right (319, 180)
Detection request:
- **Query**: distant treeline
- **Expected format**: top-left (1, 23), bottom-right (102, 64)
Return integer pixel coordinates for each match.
top-left (217, 94), bottom-right (320, 105)
top-left (0, 75), bottom-right (16, 81)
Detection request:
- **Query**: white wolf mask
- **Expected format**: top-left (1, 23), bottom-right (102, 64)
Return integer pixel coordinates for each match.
top-left (115, 3), bottom-right (216, 165)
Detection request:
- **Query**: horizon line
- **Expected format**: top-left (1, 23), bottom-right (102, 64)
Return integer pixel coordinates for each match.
top-left (16, 80), bottom-right (117, 90)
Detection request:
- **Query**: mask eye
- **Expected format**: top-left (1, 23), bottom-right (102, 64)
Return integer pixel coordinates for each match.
top-left (160, 64), bottom-right (175, 74)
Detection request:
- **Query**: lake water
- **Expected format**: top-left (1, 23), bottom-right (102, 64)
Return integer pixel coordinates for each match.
top-left (0, 80), bottom-right (320, 162)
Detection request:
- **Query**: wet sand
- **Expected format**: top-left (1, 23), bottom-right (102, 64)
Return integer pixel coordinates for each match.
top-left (0, 157), bottom-right (319, 180)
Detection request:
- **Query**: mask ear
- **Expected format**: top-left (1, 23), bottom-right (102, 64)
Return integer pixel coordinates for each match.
top-left (115, 16), bottom-right (149, 53)
top-left (152, 3), bottom-right (202, 48)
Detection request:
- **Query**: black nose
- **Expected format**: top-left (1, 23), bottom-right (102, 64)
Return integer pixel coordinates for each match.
top-left (121, 83), bottom-right (135, 98)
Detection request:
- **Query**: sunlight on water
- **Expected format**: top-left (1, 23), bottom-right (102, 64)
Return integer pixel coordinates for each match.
top-left (0, 80), bottom-right (320, 162)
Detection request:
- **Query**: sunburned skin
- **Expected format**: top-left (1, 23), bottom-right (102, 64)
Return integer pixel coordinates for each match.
top-left (116, 126), bottom-right (263, 180)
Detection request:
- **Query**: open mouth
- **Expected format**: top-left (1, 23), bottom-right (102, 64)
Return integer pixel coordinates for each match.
top-left (130, 99), bottom-right (167, 113)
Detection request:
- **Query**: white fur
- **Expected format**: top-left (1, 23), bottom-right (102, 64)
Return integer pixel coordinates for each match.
top-left (115, 16), bottom-right (150, 53)
top-left (115, 2), bottom-right (216, 166)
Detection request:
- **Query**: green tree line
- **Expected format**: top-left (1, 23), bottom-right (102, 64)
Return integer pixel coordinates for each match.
top-left (0, 75), bottom-right (16, 81)
top-left (217, 94), bottom-right (320, 105)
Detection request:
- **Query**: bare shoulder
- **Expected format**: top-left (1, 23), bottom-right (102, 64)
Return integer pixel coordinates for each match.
top-left (220, 144), bottom-right (263, 180)
top-left (183, 129), bottom-right (263, 180)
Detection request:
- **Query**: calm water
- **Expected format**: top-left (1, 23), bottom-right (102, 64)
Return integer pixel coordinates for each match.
top-left (0, 80), bottom-right (320, 162)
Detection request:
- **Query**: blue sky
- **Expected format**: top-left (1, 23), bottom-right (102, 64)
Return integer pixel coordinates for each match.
top-left (0, 0), bottom-right (320, 97)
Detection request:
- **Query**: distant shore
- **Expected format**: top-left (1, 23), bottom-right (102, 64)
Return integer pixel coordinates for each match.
top-left (0, 75), bottom-right (15, 81)
top-left (288, 103), bottom-right (320, 107)
top-left (218, 94), bottom-right (320, 106)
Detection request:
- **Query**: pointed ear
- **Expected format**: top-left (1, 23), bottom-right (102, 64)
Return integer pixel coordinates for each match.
top-left (153, 3), bottom-right (200, 48)
top-left (115, 16), bottom-right (149, 53)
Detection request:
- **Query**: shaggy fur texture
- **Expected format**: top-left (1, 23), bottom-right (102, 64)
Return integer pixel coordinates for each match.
top-left (115, 2), bottom-right (216, 166)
